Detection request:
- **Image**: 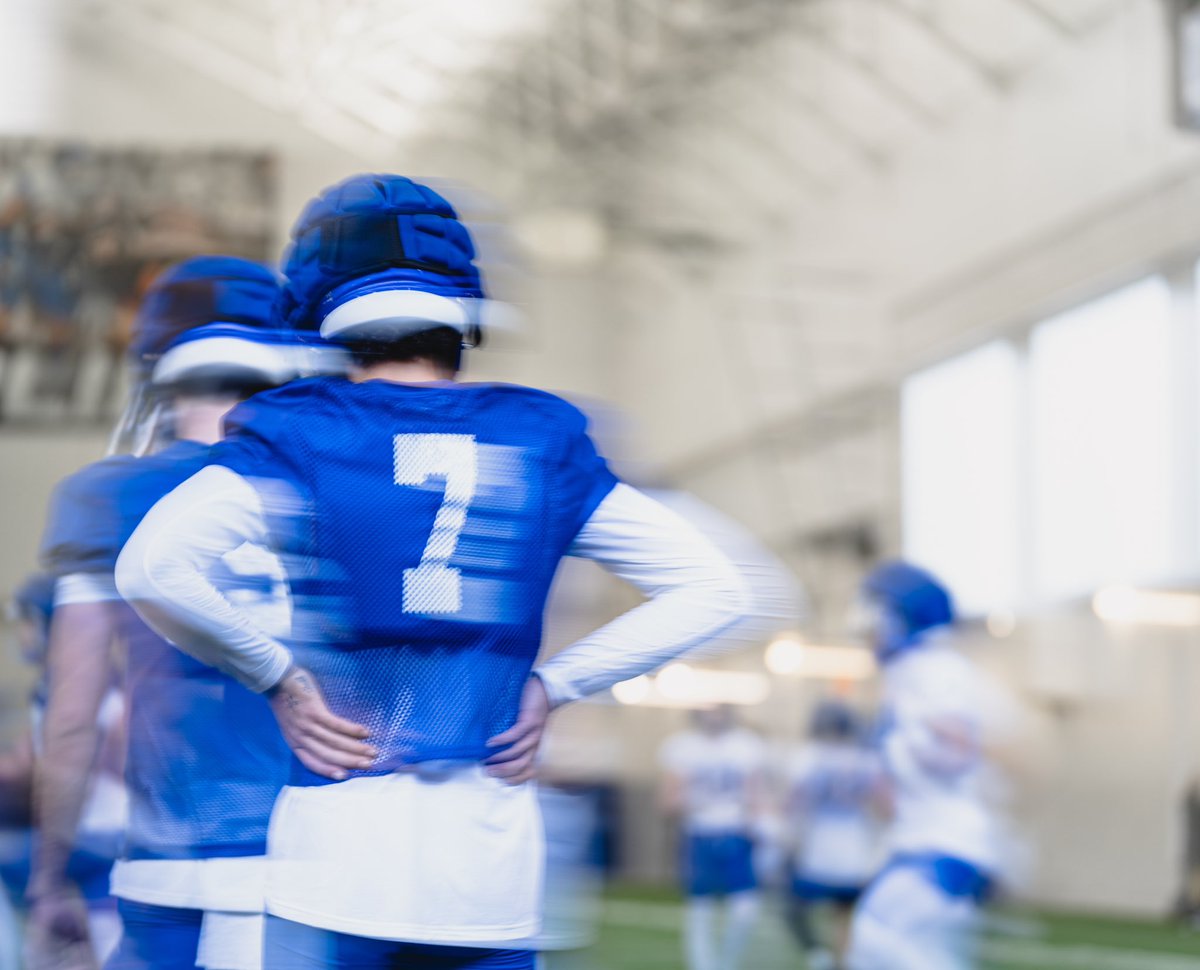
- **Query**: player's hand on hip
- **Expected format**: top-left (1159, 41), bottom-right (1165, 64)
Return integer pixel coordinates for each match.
top-left (26, 884), bottom-right (96, 970)
top-left (267, 667), bottom-right (375, 780)
top-left (485, 675), bottom-right (551, 785)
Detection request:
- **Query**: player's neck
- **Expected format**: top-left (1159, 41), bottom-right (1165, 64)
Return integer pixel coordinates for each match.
top-left (350, 359), bottom-right (456, 384)
top-left (172, 395), bottom-right (240, 445)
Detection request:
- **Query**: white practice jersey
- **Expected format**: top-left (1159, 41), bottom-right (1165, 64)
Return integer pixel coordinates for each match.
top-left (659, 727), bottom-right (766, 835)
top-left (880, 641), bottom-right (1007, 872)
top-left (786, 741), bottom-right (884, 887)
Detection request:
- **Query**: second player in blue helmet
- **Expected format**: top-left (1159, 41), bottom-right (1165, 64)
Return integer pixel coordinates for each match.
top-left (30, 255), bottom-right (318, 970)
top-left (116, 173), bottom-right (757, 969)
top-left (858, 560), bottom-right (955, 662)
top-left (109, 254), bottom-right (314, 455)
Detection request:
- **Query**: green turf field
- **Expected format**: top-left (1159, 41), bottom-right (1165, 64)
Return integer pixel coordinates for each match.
top-left (585, 885), bottom-right (1200, 970)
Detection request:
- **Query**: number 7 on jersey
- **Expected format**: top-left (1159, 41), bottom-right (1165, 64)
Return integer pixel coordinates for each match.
top-left (393, 433), bottom-right (478, 615)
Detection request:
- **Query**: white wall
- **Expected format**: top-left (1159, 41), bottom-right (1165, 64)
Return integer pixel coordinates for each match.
top-left (575, 0), bottom-right (1200, 914)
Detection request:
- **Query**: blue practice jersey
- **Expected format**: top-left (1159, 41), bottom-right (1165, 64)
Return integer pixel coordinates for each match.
top-left (40, 440), bottom-right (290, 860)
top-left (212, 377), bottom-right (618, 783)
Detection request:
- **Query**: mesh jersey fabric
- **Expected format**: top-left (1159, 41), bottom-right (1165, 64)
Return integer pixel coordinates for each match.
top-left (211, 377), bottom-right (618, 784)
top-left (39, 440), bottom-right (290, 860)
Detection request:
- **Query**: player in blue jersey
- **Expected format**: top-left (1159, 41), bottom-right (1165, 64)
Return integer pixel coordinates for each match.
top-left (28, 256), bottom-right (324, 970)
top-left (783, 700), bottom-right (886, 970)
top-left (115, 173), bottom-right (755, 969)
top-left (844, 563), bottom-right (1011, 970)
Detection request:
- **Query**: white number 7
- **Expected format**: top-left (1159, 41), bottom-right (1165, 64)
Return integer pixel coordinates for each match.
top-left (393, 433), bottom-right (478, 614)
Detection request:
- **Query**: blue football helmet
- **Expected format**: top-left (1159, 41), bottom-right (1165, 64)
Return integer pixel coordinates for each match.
top-left (111, 255), bottom-right (336, 454)
top-left (859, 560), bottom-right (955, 659)
top-left (278, 174), bottom-right (488, 348)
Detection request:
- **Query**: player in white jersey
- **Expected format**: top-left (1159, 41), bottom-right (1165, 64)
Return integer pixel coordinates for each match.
top-left (659, 706), bottom-right (766, 970)
top-left (783, 700), bottom-right (886, 970)
top-left (845, 562), bottom-right (1005, 970)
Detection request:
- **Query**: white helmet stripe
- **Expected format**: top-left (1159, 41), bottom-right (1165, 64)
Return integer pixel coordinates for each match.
top-left (319, 289), bottom-right (471, 341)
top-left (151, 336), bottom-right (301, 386)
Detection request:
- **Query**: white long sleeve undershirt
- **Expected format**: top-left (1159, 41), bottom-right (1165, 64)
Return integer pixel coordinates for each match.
top-left (116, 466), bottom-right (755, 703)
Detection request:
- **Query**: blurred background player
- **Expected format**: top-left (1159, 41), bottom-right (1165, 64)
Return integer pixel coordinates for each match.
top-left (29, 256), bottom-right (318, 970)
top-left (782, 699), bottom-right (886, 970)
top-left (0, 574), bottom-right (125, 969)
top-left (115, 172), bottom-right (759, 970)
top-left (845, 562), bottom-right (1007, 970)
top-left (659, 705), bottom-right (767, 970)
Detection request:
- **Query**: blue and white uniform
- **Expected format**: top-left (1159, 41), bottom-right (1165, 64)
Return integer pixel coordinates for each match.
top-left (33, 254), bottom-right (307, 970)
top-left (116, 378), bottom-right (751, 956)
top-left (659, 727), bottom-right (766, 898)
top-left (786, 741), bottom-right (883, 903)
top-left (40, 440), bottom-right (291, 970)
top-left (847, 562), bottom-right (1005, 970)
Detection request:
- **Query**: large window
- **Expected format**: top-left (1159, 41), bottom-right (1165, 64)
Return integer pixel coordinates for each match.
top-left (1029, 277), bottom-right (1174, 599)
top-left (903, 275), bottom-right (1180, 611)
top-left (901, 341), bottom-right (1021, 617)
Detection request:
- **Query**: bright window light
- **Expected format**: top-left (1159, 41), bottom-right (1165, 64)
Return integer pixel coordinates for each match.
top-left (1030, 278), bottom-right (1174, 599)
top-left (1093, 586), bottom-right (1200, 627)
top-left (902, 341), bottom-right (1022, 616)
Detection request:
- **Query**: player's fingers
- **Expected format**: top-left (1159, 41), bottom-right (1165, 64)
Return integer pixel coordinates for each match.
top-left (292, 746), bottom-right (349, 781)
top-left (313, 708), bottom-right (371, 740)
top-left (483, 730), bottom-right (541, 764)
top-left (486, 716), bottom-right (536, 748)
top-left (298, 733), bottom-right (375, 772)
top-left (303, 721), bottom-right (377, 761)
top-left (488, 755), bottom-right (536, 783)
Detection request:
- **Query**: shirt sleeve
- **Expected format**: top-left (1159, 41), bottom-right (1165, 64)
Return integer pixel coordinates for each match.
top-left (38, 464), bottom-right (126, 578)
top-left (533, 483), bottom-right (754, 707)
top-left (54, 572), bottom-right (121, 606)
top-left (115, 465), bottom-right (294, 693)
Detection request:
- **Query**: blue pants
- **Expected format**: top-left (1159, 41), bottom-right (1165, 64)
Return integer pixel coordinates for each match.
top-left (791, 876), bottom-right (863, 906)
top-left (106, 900), bottom-right (202, 970)
top-left (682, 833), bottom-right (757, 897)
top-left (263, 915), bottom-right (534, 970)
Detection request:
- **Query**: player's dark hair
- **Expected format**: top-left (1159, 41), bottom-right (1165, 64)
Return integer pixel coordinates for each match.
top-left (346, 326), bottom-right (464, 374)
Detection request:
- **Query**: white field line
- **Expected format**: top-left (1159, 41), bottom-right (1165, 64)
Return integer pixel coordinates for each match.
top-left (601, 900), bottom-right (1200, 970)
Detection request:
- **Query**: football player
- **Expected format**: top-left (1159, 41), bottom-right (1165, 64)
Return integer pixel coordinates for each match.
top-left (29, 256), bottom-right (320, 970)
top-left (116, 173), bottom-right (756, 969)
top-left (845, 562), bottom-right (1005, 970)
top-left (783, 699), bottom-right (886, 970)
top-left (659, 705), bottom-right (767, 970)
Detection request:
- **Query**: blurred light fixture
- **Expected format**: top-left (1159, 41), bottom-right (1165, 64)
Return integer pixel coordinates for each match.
top-left (1092, 585), bottom-right (1200, 627)
top-left (609, 664), bottom-right (770, 708)
top-left (986, 611), bottom-right (1017, 639)
top-left (611, 674), bottom-right (652, 705)
top-left (763, 636), bottom-right (875, 681)
top-left (764, 635), bottom-right (806, 675)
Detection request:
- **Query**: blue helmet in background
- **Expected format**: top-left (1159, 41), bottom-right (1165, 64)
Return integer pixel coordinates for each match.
top-left (130, 255), bottom-right (296, 389)
top-left (860, 560), bottom-right (955, 659)
top-left (278, 174), bottom-right (486, 348)
top-left (113, 255), bottom-right (338, 454)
